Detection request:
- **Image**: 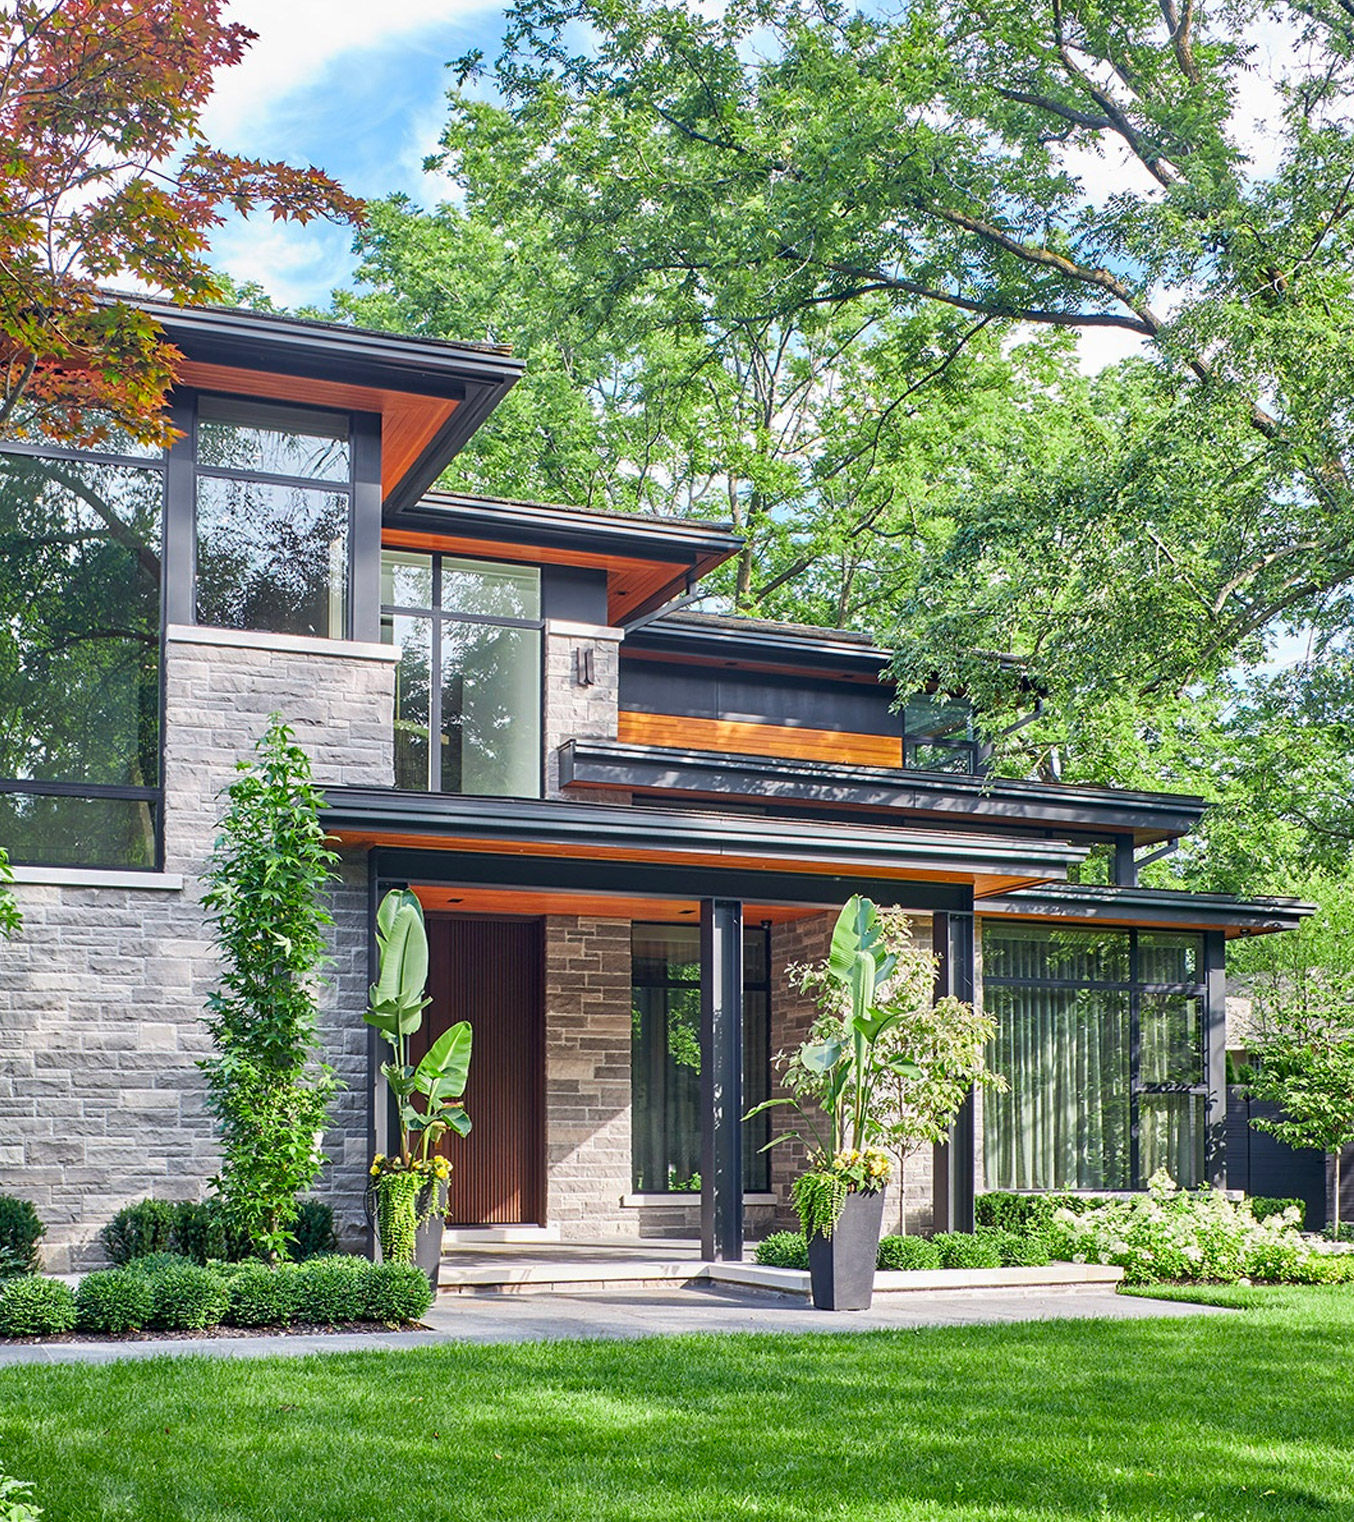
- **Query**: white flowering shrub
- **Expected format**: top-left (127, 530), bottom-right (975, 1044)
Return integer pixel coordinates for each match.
top-left (1047, 1171), bottom-right (1354, 1285)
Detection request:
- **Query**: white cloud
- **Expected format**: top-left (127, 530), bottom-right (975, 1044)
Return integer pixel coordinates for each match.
top-left (201, 1), bottom-right (493, 149)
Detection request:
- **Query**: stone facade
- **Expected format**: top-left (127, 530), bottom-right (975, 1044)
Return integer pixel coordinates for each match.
top-left (0, 630), bottom-right (394, 1269)
top-left (541, 621), bottom-right (626, 800)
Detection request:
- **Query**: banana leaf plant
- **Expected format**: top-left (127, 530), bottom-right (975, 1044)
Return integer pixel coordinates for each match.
top-left (363, 889), bottom-right (472, 1165)
top-left (747, 894), bottom-right (920, 1160)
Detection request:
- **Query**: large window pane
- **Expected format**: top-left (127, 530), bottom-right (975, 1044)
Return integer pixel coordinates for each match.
top-left (0, 790), bottom-right (156, 868)
top-left (196, 477), bottom-right (348, 637)
top-left (1140, 1093), bottom-right (1205, 1186)
top-left (381, 614), bottom-right (433, 792)
top-left (440, 558), bottom-right (541, 620)
top-left (440, 622), bottom-right (540, 797)
top-left (197, 397), bottom-right (350, 482)
top-left (983, 923), bottom-right (1131, 983)
top-left (0, 453), bottom-right (161, 792)
top-left (984, 985), bottom-right (1132, 1191)
top-left (1137, 932), bottom-right (1203, 985)
top-left (380, 550), bottom-right (434, 611)
top-left (1140, 994), bottom-right (1204, 1086)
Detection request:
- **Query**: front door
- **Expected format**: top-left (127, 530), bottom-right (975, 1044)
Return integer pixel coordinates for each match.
top-left (417, 915), bottom-right (545, 1225)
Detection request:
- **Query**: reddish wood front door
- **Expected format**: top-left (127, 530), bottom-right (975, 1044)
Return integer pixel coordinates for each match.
top-left (417, 916), bottom-right (545, 1225)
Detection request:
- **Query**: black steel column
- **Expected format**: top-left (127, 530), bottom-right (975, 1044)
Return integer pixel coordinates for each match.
top-left (1204, 930), bottom-right (1228, 1190)
top-left (700, 898), bottom-right (744, 1262)
top-left (931, 907), bottom-right (977, 1233)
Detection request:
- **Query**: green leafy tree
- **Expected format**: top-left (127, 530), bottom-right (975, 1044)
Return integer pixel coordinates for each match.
top-left (200, 716), bottom-right (339, 1260)
top-left (0, 848), bottom-right (19, 940)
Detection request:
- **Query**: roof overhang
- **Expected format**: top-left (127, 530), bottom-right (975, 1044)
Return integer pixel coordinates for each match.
top-left (139, 298), bottom-right (524, 508)
top-left (978, 883), bottom-right (1315, 938)
top-left (383, 493), bottom-right (742, 624)
top-left (320, 788), bottom-right (1086, 902)
top-left (558, 740), bottom-right (1207, 847)
top-left (624, 614), bottom-right (891, 680)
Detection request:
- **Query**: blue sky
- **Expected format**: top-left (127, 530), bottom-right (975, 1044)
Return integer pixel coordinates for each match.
top-left (200, 1), bottom-right (509, 311)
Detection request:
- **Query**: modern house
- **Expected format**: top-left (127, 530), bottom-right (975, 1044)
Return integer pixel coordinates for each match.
top-left (0, 304), bottom-right (1315, 1271)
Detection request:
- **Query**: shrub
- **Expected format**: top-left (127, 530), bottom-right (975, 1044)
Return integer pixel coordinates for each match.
top-left (0, 1275), bottom-right (77, 1337)
top-left (292, 1255), bottom-right (367, 1325)
top-left (361, 1261), bottom-right (433, 1323)
top-left (975, 1192), bottom-right (1109, 1235)
top-left (75, 1268), bottom-right (155, 1333)
top-left (290, 1199), bottom-right (338, 1262)
top-left (0, 1459), bottom-right (40, 1522)
top-left (223, 1261), bottom-right (297, 1327)
top-left (171, 1200), bottom-right (252, 1265)
top-left (877, 1234), bottom-right (942, 1271)
top-left (975, 1226), bottom-right (1052, 1268)
top-left (144, 1262), bottom-right (229, 1330)
top-left (124, 1251), bottom-right (198, 1276)
top-left (754, 1232), bottom-right (810, 1270)
top-left (1244, 1237), bottom-right (1304, 1284)
top-left (933, 1231), bottom-right (1003, 1270)
top-left (1247, 1196), bottom-right (1306, 1228)
top-left (0, 1196), bottom-right (44, 1278)
top-left (101, 1199), bottom-right (176, 1265)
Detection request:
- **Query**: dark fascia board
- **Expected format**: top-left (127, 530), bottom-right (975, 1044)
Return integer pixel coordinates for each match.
top-left (135, 298), bottom-right (525, 503)
top-left (624, 614), bottom-right (893, 676)
top-left (391, 491), bottom-right (743, 568)
top-left (319, 787), bottom-right (1086, 884)
top-left (558, 740), bottom-right (1209, 845)
top-left (979, 883), bottom-right (1315, 937)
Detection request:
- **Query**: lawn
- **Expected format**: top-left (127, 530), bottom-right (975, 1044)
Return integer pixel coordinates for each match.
top-left (1, 1288), bottom-right (1352, 1521)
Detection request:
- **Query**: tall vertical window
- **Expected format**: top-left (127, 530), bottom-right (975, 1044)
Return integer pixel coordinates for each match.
top-left (0, 434), bottom-right (164, 866)
top-left (380, 550), bottom-right (542, 798)
top-left (194, 397), bottom-right (352, 638)
top-left (630, 923), bottom-right (771, 1194)
top-left (982, 924), bottom-right (1208, 1191)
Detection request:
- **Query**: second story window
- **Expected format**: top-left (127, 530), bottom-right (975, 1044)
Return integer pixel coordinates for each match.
top-left (380, 550), bottom-right (542, 799)
top-left (193, 397), bottom-right (352, 639)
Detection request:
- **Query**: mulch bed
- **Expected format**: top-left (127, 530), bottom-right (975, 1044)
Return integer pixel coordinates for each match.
top-left (2, 1320), bottom-right (428, 1345)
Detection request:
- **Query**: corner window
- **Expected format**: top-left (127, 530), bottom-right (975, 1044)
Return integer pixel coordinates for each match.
top-left (630, 923), bottom-right (771, 1194)
top-left (981, 924), bottom-right (1208, 1191)
top-left (193, 398), bottom-right (352, 638)
top-left (380, 550), bottom-right (542, 798)
top-left (902, 691), bottom-right (983, 774)
top-left (0, 439), bottom-right (164, 867)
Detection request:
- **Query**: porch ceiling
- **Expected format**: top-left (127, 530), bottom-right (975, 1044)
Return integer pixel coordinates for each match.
top-left (412, 886), bottom-right (819, 923)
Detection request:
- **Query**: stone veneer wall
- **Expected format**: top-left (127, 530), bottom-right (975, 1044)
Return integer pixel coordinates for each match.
top-left (541, 621), bottom-right (627, 800)
top-left (768, 909), bottom-right (937, 1238)
top-left (0, 629), bottom-right (393, 1270)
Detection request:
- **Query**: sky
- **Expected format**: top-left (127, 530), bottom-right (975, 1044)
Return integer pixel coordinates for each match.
top-left (199, 0), bottom-right (507, 310)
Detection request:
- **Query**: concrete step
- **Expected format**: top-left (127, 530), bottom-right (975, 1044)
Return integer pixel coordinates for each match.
top-left (441, 1225), bottom-right (562, 1245)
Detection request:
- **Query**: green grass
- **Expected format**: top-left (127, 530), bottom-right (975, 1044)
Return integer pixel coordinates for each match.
top-left (2, 1289), bottom-right (1352, 1521)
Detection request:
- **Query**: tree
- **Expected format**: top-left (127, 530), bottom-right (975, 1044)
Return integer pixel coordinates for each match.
top-left (0, 1), bottom-right (361, 449)
top-left (200, 715), bottom-right (339, 1261)
top-left (1233, 879), bottom-right (1354, 1235)
top-left (454, 0), bottom-right (1354, 739)
top-left (0, 846), bottom-right (20, 939)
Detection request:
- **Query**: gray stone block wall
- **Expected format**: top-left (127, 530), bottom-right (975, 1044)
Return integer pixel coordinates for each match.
top-left (542, 621), bottom-right (628, 800)
top-left (0, 632), bottom-right (393, 1269)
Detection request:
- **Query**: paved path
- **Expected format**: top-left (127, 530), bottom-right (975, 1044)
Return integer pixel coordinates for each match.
top-left (0, 1284), bottom-right (1227, 1367)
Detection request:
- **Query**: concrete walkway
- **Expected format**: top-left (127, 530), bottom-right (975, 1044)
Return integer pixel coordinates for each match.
top-left (0, 1283), bottom-right (1227, 1367)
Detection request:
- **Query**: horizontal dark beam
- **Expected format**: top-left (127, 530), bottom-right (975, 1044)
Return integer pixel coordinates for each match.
top-left (625, 614), bottom-right (892, 675)
top-left (979, 884), bottom-right (1316, 937)
top-left (559, 740), bottom-right (1207, 844)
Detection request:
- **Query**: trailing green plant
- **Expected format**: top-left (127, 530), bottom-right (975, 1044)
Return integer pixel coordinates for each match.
top-left (143, 1261), bottom-right (229, 1331)
top-left (291, 1255), bottom-right (367, 1325)
top-left (0, 1458), bottom-right (40, 1522)
top-left (289, 1199), bottom-right (338, 1261)
top-left (0, 847), bottom-right (20, 942)
top-left (933, 1232), bottom-right (1003, 1271)
top-left (876, 1234), bottom-right (942, 1272)
top-left (0, 1196), bottom-right (43, 1278)
top-left (790, 1148), bottom-right (891, 1240)
top-left (754, 1231), bottom-right (810, 1270)
top-left (200, 715), bottom-right (341, 1261)
top-left (1248, 1197), bottom-right (1307, 1228)
top-left (0, 1276), bottom-right (76, 1337)
top-left (361, 1261), bottom-right (434, 1323)
top-left (364, 888), bottom-right (472, 1263)
top-left (74, 1269), bottom-right (154, 1334)
top-left (100, 1200), bottom-right (176, 1266)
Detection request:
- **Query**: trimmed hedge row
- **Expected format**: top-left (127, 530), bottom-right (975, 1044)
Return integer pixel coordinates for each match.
top-left (101, 1198), bottom-right (337, 1267)
top-left (754, 1227), bottom-right (1051, 1273)
top-left (0, 1253), bottom-right (433, 1339)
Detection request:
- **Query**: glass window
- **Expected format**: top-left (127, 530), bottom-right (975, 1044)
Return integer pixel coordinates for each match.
top-left (0, 445), bottom-right (163, 868)
top-left (630, 923), bottom-right (771, 1194)
top-left (982, 924), bottom-right (1208, 1191)
top-left (194, 397), bottom-right (352, 639)
top-left (902, 690), bottom-right (982, 774)
top-left (380, 550), bottom-right (542, 799)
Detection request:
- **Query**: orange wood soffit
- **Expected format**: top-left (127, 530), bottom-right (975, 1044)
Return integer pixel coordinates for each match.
top-left (382, 527), bottom-right (684, 623)
top-left (617, 711), bottom-right (905, 769)
top-left (176, 360), bottom-right (457, 498)
top-left (412, 886), bottom-right (816, 923)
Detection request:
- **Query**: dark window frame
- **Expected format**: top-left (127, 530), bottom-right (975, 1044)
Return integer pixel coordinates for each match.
top-left (0, 433), bottom-right (167, 871)
top-left (984, 926), bottom-right (1209, 1191)
top-left (380, 548), bottom-right (545, 799)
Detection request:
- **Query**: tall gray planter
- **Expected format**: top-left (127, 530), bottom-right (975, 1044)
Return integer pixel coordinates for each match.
top-left (807, 1188), bottom-right (887, 1311)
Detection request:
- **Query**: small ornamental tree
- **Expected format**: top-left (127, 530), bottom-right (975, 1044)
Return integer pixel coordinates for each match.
top-left (0, 0), bottom-right (362, 447)
top-left (200, 715), bottom-right (339, 1260)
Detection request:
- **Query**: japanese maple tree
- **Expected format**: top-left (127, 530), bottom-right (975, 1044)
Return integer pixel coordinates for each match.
top-left (0, 1), bottom-right (362, 447)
